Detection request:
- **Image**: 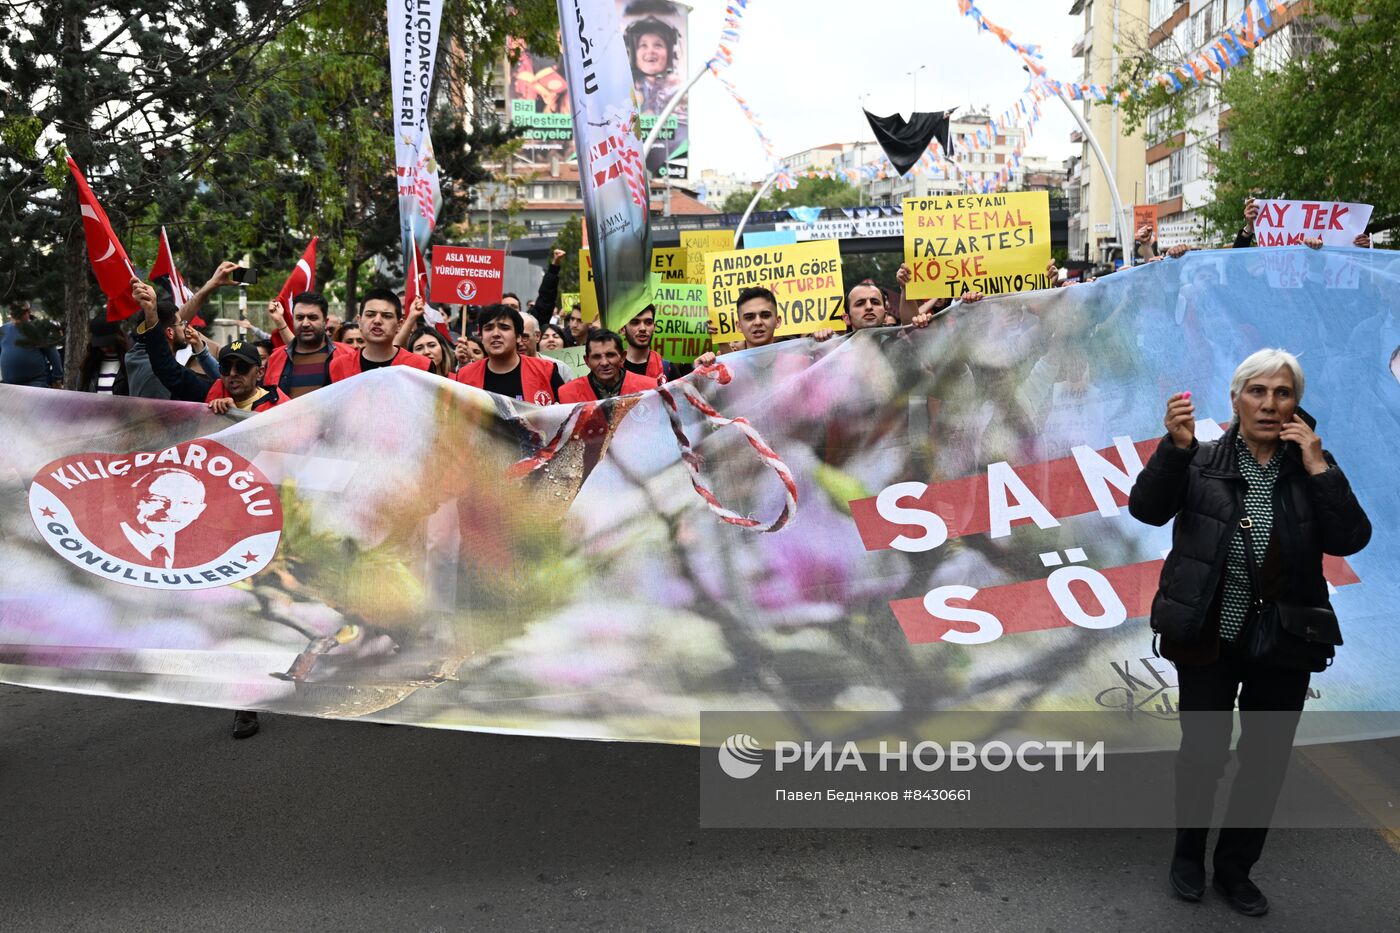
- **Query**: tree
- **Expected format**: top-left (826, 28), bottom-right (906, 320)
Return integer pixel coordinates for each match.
top-left (0, 0), bottom-right (316, 384)
top-left (0, 0), bottom-right (559, 381)
top-left (551, 214), bottom-right (583, 293)
top-left (718, 176), bottom-right (864, 215)
top-left (1201, 0), bottom-right (1400, 237)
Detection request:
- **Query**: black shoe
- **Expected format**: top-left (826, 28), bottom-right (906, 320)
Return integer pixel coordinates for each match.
top-left (1213, 875), bottom-right (1269, 917)
top-left (231, 710), bottom-right (260, 740)
top-left (1169, 856), bottom-right (1205, 902)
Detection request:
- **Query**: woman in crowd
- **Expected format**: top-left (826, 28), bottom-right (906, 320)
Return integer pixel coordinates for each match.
top-left (538, 324), bottom-right (569, 353)
top-left (335, 321), bottom-right (366, 351)
top-left (79, 313), bottom-right (129, 395)
top-left (1129, 348), bottom-right (1371, 918)
top-left (409, 327), bottom-right (455, 378)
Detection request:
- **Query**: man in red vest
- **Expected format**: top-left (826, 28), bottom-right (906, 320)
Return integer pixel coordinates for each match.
top-left (328, 287), bottom-right (431, 381)
top-left (205, 340), bottom-right (291, 414)
top-left (263, 292), bottom-right (355, 396)
top-left (453, 304), bottom-right (564, 405)
top-left (558, 330), bottom-right (657, 402)
top-left (621, 304), bottom-right (675, 385)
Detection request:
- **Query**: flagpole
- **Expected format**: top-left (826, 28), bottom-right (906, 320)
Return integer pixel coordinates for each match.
top-left (733, 168), bottom-right (783, 249)
top-left (1029, 69), bottom-right (1133, 267)
top-left (642, 64), bottom-right (712, 160)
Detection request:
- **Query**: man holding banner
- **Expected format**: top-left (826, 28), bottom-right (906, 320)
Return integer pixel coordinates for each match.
top-left (621, 305), bottom-right (675, 384)
top-left (558, 329), bottom-right (656, 402)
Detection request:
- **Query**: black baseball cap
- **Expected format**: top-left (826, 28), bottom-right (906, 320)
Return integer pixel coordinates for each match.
top-left (219, 340), bottom-right (262, 370)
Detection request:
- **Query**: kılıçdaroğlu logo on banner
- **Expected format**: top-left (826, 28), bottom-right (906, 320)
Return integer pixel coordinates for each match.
top-left (28, 440), bottom-right (283, 590)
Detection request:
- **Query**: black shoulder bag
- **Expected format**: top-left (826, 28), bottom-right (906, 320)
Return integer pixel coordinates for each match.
top-left (1238, 516), bottom-right (1342, 672)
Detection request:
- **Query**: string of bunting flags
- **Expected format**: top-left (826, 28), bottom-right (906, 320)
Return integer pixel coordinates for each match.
top-left (955, 0), bottom-right (1292, 104)
top-left (701, 1), bottom-right (797, 190)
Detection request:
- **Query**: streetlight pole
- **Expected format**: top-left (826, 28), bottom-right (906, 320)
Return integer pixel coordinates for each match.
top-left (1027, 69), bottom-right (1133, 267)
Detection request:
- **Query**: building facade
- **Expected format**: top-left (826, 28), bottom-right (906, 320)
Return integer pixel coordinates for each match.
top-left (1144, 0), bottom-right (1319, 246)
top-left (1067, 0), bottom-right (1151, 264)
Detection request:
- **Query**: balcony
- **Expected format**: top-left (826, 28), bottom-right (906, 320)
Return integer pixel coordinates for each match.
top-left (1070, 129), bottom-right (1085, 144)
top-left (1071, 28), bottom-right (1091, 58)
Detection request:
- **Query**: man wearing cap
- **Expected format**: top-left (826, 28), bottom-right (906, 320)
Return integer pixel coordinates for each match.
top-left (206, 341), bottom-right (290, 414)
top-left (557, 330), bottom-right (656, 403)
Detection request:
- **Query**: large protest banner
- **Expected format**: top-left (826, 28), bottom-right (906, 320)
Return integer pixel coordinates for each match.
top-left (705, 240), bottom-right (845, 344)
top-left (652, 282), bottom-right (711, 363)
top-left (4, 250), bottom-right (1399, 748)
top-left (902, 191), bottom-right (1051, 299)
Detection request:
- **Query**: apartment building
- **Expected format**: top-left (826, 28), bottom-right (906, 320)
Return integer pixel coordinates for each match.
top-left (1067, 0), bottom-right (1151, 264)
top-left (1144, 0), bottom-right (1320, 244)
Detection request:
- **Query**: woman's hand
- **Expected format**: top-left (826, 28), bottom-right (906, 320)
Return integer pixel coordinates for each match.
top-left (1164, 391), bottom-right (1196, 449)
top-left (1279, 414), bottom-right (1327, 474)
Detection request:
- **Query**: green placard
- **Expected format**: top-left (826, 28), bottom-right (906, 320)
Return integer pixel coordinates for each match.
top-left (543, 345), bottom-right (587, 373)
top-left (652, 282), bottom-right (712, 364)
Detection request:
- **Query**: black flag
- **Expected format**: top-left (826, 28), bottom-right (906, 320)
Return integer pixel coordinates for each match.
top-left (864, 108), bottom-right (955, 176)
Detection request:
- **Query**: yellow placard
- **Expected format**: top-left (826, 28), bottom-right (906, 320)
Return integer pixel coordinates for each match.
top-left (651, 247), bottom-right (689, 283)
top-left (902, 191), bottom-right (1052, 300)
top-left (580, 247), bottom-right (689, 325)
top-left (579, 249), bottom-right (599, 324)
top-left (705, 240), bottom-right (846, 345)
top-left (681, 231), bottom-right (735, 284)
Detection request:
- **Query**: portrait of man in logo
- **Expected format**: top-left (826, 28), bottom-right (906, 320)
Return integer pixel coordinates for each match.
top-left (117, 468), bottom-right (208, 569)
top-left (29, 439), bottom-right (284, 591)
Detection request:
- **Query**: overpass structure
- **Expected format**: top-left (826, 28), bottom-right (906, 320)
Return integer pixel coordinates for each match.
top-left (507, 203), bottom-right (1071, 272)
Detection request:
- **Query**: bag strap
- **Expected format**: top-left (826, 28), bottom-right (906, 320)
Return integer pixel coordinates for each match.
top-left (1238, 516), bottom-right (1265, 611)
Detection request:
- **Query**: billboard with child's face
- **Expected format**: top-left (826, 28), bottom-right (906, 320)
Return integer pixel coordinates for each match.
top-left (506, 2), bottom-right (690, 178)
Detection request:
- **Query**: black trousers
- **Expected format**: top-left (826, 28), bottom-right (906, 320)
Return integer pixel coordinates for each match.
top-left (1173, 638), bottom-right (1311, 881)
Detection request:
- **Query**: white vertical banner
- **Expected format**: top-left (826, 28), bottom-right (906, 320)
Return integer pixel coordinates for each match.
top-left (557, 0), bottom-right (653, 332)
top-left (388, 0), bottom-right (444, 269)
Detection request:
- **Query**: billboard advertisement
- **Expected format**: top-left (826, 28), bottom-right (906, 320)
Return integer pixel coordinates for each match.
top-left (506, 2), bottom-right (690, 178)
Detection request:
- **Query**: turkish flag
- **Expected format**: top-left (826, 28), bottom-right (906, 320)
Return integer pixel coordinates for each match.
top-left (272, 237), bottom-right (317, 347)
top-left (149, 226), bottom-right (195, 305)
top-left (67, 157), bottom-right (140, 321)
top-left (403, 242), bottom-right (449, 340)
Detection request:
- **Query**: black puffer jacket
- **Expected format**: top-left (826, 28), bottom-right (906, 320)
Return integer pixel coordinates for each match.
top-left (1128, 424), bottom-right (1371, 659)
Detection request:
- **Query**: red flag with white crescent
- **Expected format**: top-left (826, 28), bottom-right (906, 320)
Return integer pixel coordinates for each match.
top-left (272, 238), bottom-right (318, 348)
top-left (149, 226), bottom-right (195, 305)
top-left (67, 157), bottom-right (140, 322)
top-left (403, 242), bottom-right (450, 340)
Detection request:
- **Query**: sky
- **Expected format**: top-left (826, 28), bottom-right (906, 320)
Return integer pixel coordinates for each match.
top-left (677, 0), bottom-right (1085, 180)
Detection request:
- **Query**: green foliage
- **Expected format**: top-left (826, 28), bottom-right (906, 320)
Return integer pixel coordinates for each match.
top-left (720, 188), bottom-right (755, 213)
top-left (552, 215), bottom-right (583, 292)
top-left (759, 176), bottom-right (862, 212)
top-left (1203, 0), bottom-right (1400, 237)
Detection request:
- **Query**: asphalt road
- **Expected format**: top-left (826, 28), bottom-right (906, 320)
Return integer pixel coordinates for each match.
top-left (2, 683), bottom-right (1398, 933)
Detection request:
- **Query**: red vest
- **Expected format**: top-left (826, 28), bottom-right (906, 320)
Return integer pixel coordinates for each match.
top-left (203, 381), bottom-right (290, 411)
top-left (557, 371), bottom-right (656, 403)
top-left (264, 341), bottom-right (355, 390)
top-left (639, 350), bottom-right (668, 384)
top-left (453, 354), bottom-right (559, 405)
top-left (327, 346), bottom-right (432, 382)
